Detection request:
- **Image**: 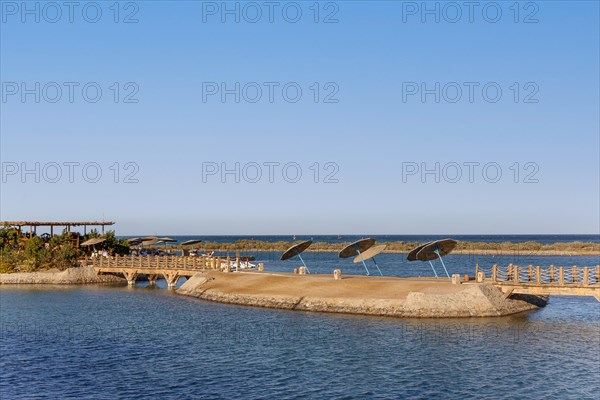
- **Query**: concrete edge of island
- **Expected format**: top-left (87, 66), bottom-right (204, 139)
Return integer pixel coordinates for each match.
top-left (175, 271), bottom-right (547, 318)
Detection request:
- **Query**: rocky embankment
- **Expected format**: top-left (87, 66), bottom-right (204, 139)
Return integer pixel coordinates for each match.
top-left (178, 271), bottom-right (547, 318)
top-left (0, 266), bottom-right (125, 285)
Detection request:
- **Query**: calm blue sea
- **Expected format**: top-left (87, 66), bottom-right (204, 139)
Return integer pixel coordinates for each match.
top-left (1, 245), bottom-right (599, 399)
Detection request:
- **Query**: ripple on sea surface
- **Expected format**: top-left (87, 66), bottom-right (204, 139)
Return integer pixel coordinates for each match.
top-left (1, 285), bottom-right (598, 399)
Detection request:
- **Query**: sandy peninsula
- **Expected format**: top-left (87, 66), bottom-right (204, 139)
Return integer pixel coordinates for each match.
top-left (0, 266), bottom-right (125, 285)
top-left (178, 271), bottom-right (547, 318)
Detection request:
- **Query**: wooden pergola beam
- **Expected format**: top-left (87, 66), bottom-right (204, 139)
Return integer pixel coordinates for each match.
top-left (1, 221), bottom-right (115, 227)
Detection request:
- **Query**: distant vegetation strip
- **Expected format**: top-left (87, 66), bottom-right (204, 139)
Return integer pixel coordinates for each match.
top-left (173, 240), bottom-right (600, 256)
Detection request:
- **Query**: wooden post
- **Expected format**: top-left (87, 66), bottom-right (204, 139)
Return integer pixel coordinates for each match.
top-left (147, 274), bottom-right (157, 286)
top-left (528, 265), bottom-right (533, 282)
top-left (147, 255), bottom-right (151, 268)
top-left (124, 271), bottom-right (137, 286)
top-left (536, 266), bottom-right (541, 284)
top-left (572, 266), bottom-right (578, 283)
top-left (492, 264), bottom-right (497, 282)
top-left (596, 265), bottom-right (600, 284)
top-left (164, 273), bottom-right (179, 289)
top-left (513, 265), bottom-right (519, 284)
top-left (476, 271), bottom-right (485, 283)
top-left (550, 265), bottom-right (555, 282)
top-left (236, 256), bottom-right (240, 272)
top-left (226, 256), bottom-right (231, 271)
top-left (475, 263), bottom-right (479, 278)
top-left (100, 255), bottom-right (103, 267)
top-left (583, 267), bottom-right (589, 286)
top-left (559, 267), bottom-right (564, 286)
top-left (138, 256), bottom-right (142, 268)
top-left (507, 264), bottom-right (512, 281)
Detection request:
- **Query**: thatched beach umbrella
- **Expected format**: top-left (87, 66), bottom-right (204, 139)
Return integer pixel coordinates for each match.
top-left (407, 239), bottom-right (457, 279)
top-left (406, 241), bottom-right (432, 261)
top-left (81, 237), bottom-right (106, 253)
top-left (415, 239), bottom-right (457, 279)
top-left (353, 244), bottom-right (386, 276)
top-left (281, 240), bottom-right (313, 273)
top-left (141, 236), bottom-right (159, 246)
top-left (81, 237), bottom-right (106, 247)
top-left (127, 237), bottom-right (143, 246)
top-left (406, 241), bottom-right (437, 277)
top-left (339, 238), bottom-right (376, 275)
top-left (181, 239), bottom-right (202, 246)
top-left (158, 237), bottom-right (177, 252)
top-left (181, 239), bottom-right (202, 253)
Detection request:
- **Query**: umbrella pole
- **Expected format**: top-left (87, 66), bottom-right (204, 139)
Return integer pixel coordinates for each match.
top-left (356, 249), bottom-right (370, 276)
top-left (371, 257), bottom-right (383, 276)
top-left (297, 252), bottom-right (310, 274)
top-left (428, 260), bottom-right (439, 278)
top-left (435, 250), bottom-right (451, 279)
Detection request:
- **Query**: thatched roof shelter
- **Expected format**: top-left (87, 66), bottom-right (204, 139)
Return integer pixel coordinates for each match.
top-left (81, 237), bottom-right (106, 246)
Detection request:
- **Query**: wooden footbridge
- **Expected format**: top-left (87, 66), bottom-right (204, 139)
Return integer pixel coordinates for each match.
top-left (92, 255), bottom-right (260, 288)
top-left (475, 264), bottom-right (600, 301)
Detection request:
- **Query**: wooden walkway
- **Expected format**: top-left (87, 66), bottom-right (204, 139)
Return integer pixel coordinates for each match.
top-left (92, 255), bottom-right (258, 287)
top-left (476, 264), bottom-right (600, 301)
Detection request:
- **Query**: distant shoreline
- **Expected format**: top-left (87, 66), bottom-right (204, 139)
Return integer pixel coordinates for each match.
top-left (163, 240), bottom-right (600, 257)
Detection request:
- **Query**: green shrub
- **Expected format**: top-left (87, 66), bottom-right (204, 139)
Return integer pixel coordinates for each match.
top-left (52, 242), bottom-right (80, 271)
top-left (0, 245), bottom-right (20, 273)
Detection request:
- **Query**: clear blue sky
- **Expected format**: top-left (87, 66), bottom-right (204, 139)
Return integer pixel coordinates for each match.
top-left (1, 1), bottom-right (598, 235)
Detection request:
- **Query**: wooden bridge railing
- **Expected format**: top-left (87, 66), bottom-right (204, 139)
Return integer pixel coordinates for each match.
top-left (476, 264), bottom-right (600, 287)
top-left (93, 255), bottom-right (215, 270)
top-left (91, 254), bottom-right (253, 271)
